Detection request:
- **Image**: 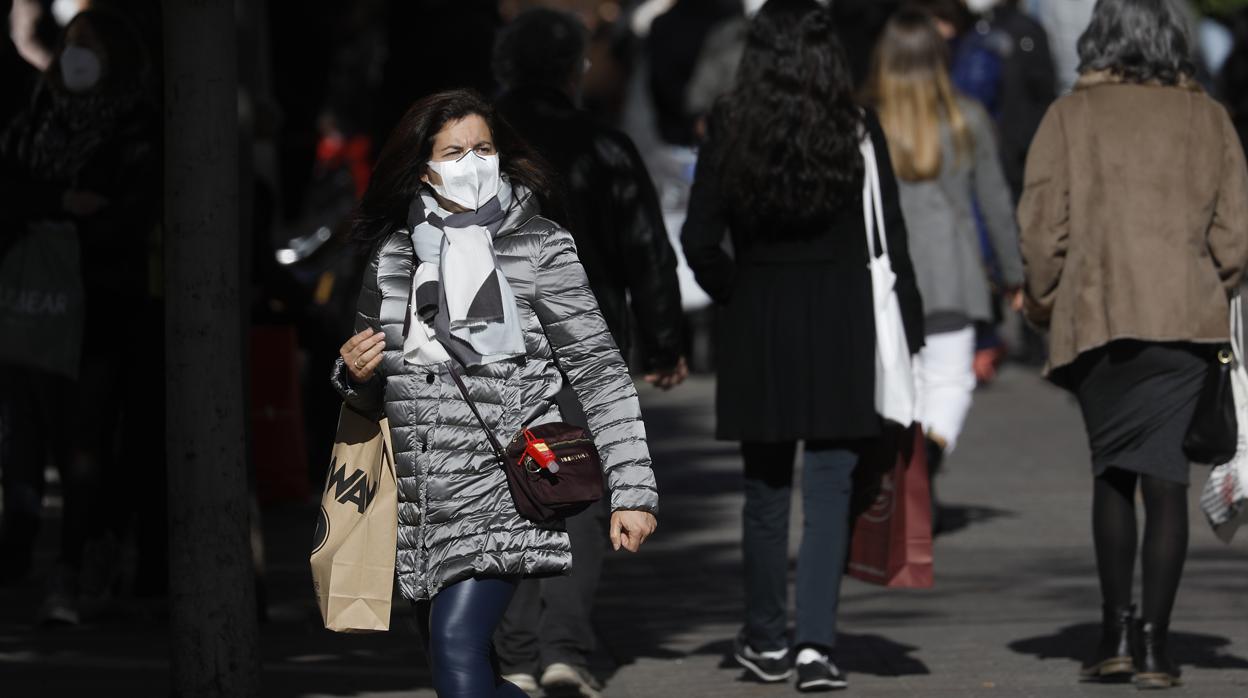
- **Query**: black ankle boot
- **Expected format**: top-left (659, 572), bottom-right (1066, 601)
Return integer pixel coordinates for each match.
top-left (1079, 605), bottom-right (1135, 682)
top-left (1134, 621), bottom-right (1181, 689)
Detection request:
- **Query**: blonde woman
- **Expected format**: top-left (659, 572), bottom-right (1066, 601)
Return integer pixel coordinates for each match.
top-left (865, 7), bottom-right (1023, 488)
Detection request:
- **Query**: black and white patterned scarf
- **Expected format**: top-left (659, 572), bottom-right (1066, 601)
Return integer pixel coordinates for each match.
top-left (403, 180), bottom-right (526, 367)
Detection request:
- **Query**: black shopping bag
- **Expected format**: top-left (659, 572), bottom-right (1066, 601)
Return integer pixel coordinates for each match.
top-left (0, 222), bottom-right (84, 379)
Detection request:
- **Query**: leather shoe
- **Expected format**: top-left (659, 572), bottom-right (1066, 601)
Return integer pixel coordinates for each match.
top-left (1079, 605), bottom-right (1135, 682)
top-left (1134, 621), bottom-right (1182, 689)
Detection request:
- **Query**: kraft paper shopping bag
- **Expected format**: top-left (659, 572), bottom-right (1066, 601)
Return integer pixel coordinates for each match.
top-left (310, 406), bottom-right (397, 632)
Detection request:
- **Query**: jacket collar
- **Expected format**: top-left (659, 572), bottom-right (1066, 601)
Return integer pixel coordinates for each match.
top-left (1074, 70), bottom-right (1203, 93)
top-left (497, 182), bottom-right (541, 238)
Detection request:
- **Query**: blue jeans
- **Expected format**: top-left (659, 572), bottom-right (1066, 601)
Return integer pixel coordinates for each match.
top-left (416, 577), bottom-right (529, 697)
top-left (741, 441), bottom-right (859, 652)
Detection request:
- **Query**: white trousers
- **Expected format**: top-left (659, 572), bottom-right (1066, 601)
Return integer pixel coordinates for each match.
top-left (914, 326), bottom-right (977, 453)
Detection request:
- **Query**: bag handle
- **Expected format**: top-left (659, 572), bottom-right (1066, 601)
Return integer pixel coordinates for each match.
top-left (859, 133), bottom-right (889, 260)
top-left (1231, 292), bottom-right (1244, 364)
top-left (443, 362), bottom-right (508, 462)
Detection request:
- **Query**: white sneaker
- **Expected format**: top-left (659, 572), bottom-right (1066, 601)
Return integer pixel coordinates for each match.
top-left (40, 589), bottom-right (81, 626)
top-left (40, 567), bottom-right (81, 626)
top-left (540, 662), bottom-right (603, 698)
top-left (795, 648), bottom-right (848, 692)
top-left (501, 672), bottom-right (539, 695)
top-left (733, 633), bottom-right (793, 682)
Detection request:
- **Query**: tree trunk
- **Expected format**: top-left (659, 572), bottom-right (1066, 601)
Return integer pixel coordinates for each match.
top-left (164, 1), bottom-right (260, 696)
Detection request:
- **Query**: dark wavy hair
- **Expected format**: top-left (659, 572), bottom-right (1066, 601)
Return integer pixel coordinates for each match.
top-left (355, 89), bottom-right (556, 241)
top-left (713, 0), bottom-right (863, 239)
top-left (1076, 0), bottom-right (1195, 86)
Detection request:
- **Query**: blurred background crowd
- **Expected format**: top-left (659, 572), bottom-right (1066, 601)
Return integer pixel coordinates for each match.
top-left (2, 0), bottom-right (1248, 660)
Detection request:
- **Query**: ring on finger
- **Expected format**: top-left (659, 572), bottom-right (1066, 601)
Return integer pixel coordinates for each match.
top-left (354, 357), bottom-right (366, 369)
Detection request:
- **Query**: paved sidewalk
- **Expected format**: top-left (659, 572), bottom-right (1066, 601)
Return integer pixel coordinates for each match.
top-left (2, 367), bottom-right (1246, 696)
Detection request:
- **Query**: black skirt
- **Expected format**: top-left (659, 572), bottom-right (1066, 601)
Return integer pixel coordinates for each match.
top-left (1063, 341), bottom-right (1209, 485)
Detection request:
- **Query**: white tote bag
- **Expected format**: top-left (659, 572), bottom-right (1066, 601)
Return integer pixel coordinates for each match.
top-left (860, 134), bottom-right (916, 426)
top-left (1200, 294), bottom-right (1248, 542)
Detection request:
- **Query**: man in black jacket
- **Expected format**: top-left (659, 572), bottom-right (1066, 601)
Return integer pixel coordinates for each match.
top-left (491, 8), bottom-right (686, 697)
top-left (977, 0), bottom-right (1057, 202)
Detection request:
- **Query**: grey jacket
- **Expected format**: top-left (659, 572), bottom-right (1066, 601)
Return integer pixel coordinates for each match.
top-left (331, 189), bottom-right (659, 602)
top-left (896, 98), bottom-right (1023, 328)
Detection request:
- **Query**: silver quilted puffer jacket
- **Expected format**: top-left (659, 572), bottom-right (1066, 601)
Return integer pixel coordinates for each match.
top-left (331, 188), bottom-right (659, 601)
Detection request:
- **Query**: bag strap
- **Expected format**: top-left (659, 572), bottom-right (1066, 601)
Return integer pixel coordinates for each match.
top-left (1232, 292), bottom-right (1244, 364)
top-left (859, 133), bottom-right (889, 260)
top-left (443, 361), bottom-right (508, 462)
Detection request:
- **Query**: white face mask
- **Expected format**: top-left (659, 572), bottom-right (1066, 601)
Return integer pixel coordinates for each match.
top-left (964, 0), bottom-right (998, 13)
top-left (426, 152), bottom-right (501, 211)
top-left (52, 0), bottom-right (83, 26)
top-left (60, 45), bottom-right (102, 93)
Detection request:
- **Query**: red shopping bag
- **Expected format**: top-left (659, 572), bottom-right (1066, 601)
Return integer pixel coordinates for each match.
top-left (846, 424), bottom-right (933, 588)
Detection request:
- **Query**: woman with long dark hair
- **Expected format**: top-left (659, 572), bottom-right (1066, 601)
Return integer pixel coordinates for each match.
top-left (682, 1), bottom-right (923, 691)
top-left (864, 8), bottom-right (1022, 514)
top-left (1020, 0), bottom-right (1248, 689)
top-left (333, 89), bottom-right (658, 697)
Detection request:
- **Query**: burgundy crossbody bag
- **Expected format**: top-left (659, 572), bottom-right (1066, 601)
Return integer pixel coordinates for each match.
top-left (446, 364), bottom-right (604, 523)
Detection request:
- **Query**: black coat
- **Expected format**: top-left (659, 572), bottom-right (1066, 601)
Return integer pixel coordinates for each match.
top-left (497, 87), bottom-right (683, 371)
top-left (990, 4), bottom-right (1057, 201)
top-left (0, 81), bottom-right (160, 351)
top-left (830, 0), bottom-right (903, 89)
top-left (682, 111), bottom-right (924, 442)
top-left (646, 1), bottom-right (739, 146)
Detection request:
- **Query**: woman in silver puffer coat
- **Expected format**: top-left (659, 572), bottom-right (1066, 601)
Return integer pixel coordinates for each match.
top-left (332, 90), bottom-right (658, 698)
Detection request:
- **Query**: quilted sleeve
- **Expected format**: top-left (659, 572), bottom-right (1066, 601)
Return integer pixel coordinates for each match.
top-left (330, 241), bottom-right (386, 419)
top-left (532, 225), bottom-right (659, 514)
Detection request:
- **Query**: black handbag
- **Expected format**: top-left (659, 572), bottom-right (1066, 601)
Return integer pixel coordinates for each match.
top-left (1183, 345), bottom-right (1238, 466)
top-left (446, 364), bottom-right (604, 523)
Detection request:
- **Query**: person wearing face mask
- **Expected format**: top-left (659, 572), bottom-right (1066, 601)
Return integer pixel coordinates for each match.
top-left (334, 89), bottom-right (659, 698)
top-left (489, 9), bottom-right (686, 696)
top-left (0, 7), bottom-right (161, 622)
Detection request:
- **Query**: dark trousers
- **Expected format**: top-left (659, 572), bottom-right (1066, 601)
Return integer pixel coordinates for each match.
top-left (742, 440), bottom-right (859, 652)
top-left (494, 388), bottom-right (605, 673)
top-left (0, 344), bottom-right (167, 593)
top-left (416, 577), bottom-right (528, 698)
top-left (0, 367), bottom-right (73, 572)
top-left (494, 498), bottom-right (609, 673)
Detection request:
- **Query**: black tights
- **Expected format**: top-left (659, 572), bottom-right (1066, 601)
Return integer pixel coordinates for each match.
top-left (1092, 467), bottom-right (1189, 626)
